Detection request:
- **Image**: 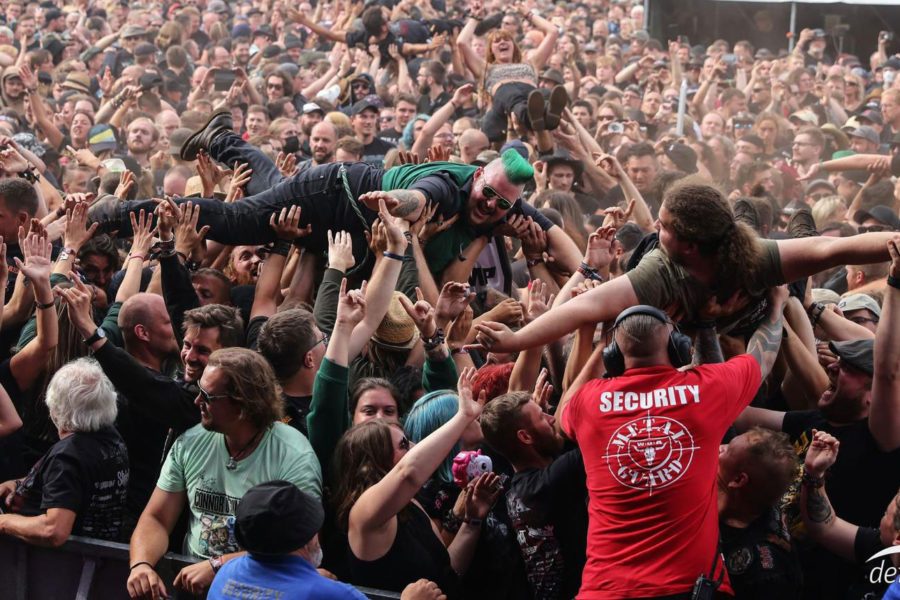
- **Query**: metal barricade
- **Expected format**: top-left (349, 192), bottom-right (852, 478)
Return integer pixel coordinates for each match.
top-left (0, 535), bottom-right (401, 599)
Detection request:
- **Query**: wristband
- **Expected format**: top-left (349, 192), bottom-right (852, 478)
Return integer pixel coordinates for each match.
top-left (577, 262), bottom-right (604, 282)
top-left (422, 327), bottom-right (445, 351)
top-left (888, 275), bottom-right (900, 290)
top-left (383, 251), bottom-right (405, 262)
top-left (450, 347), bottom-right (469, 356)
top-left (463, 517), bottom-right (483, 526)
top-left (18, 167), bottom-right (39, 183)
top-left (36, 300), bottom-right (55, 310)
top-left (807, 302), bottom-right (825, 327)
top-left (127, 254), bottom-right (146, 262)
top-left (129, 561), bottom-right (155, 571)
top-left (526, 257), bottom-right (544, 267)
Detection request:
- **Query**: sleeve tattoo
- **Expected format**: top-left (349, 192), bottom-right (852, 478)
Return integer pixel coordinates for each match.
top-left (747, 306), bottom-right (785, 380)
top-left (806, 484), bottom-right (836, 524)
top-left (693, 326), bottom-right (724, 365)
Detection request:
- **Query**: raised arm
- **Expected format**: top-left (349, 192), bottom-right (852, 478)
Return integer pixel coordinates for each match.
top-left (358, 189), bottom-right (427, 223)
top-left (251, 207), bottom-right (312, 319)
top-left (522, 10), bottom-right (559, 72)
top-left (456, 14), bottom-right (486, 80)
top-left (800, 430), bottom-right (858, 561)
top-left (746, 285), bottom-right (787, 381)
top-left (777, 232), bottom-right (896, 284)
top-left (290, 8), bottom-right (349, 43)
top-left (869, 238), bottom-right (900, 452)
top-left (411, 84), bottom-right (474, 160)
top-left (349, 368), bottom-right (484, 552)
top-left (115, 210), bottom-right (155, 305)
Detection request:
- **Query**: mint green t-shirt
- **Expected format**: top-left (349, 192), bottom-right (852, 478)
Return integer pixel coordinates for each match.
top-left (157, 422), bottom-right (322, 559)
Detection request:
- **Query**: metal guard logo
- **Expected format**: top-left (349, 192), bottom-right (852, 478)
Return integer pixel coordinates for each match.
top-left (603, 414), bottom-right (698, 494)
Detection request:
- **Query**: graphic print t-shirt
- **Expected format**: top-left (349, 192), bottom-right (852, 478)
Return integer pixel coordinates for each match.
top-left (562, 355), bottom-right (761, 599)
top-left (157, 422), bottom-right (322, 558)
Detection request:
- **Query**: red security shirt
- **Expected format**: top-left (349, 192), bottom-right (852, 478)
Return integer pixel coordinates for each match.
top-left (561, 355), bottom-right (761, 599)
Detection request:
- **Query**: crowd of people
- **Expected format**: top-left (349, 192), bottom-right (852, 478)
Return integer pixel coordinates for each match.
top-left (0, 0), bottom-right (897, 598)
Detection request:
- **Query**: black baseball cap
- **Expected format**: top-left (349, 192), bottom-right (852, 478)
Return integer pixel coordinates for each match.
top-left (234, 481), bottom-right (324, 555)
top-left (828, 339), bottom-right (874, 376)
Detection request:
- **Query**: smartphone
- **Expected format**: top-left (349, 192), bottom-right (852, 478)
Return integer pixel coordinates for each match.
top-left (677, 35), bottom-right (690, 45)
top-left (213, 69), bottom-right (237, 92)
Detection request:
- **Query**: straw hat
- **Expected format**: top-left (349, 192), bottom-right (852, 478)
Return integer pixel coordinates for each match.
top-left (372, 292), bottom-right (418, 350)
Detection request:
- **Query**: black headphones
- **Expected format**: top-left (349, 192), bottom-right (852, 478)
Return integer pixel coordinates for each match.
top-left (601, 305), bottom-right (693, 377)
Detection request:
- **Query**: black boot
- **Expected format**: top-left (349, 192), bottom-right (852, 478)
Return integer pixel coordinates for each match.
top-left (87, 192), bottom-right (129, 235)
top-left (180, 111), bottom-right (234, 161)
top-left (733, 198), bottom-right (761, 234)
top-left (545, 85), bottom-right (569, 130)
top-left (788, 207), bottom-right (818, 238)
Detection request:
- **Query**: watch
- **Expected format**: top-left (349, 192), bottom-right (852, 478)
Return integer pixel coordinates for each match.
top-left (208, 556), bottom-right (223, 573)
top-left (83, 327), bottom-right (106, 345)
top-left (58, 247), bottom-right (76, 262)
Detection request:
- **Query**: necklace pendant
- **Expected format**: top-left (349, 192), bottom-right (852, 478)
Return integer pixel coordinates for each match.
top-left (226, 457), bottom-right (237, 470)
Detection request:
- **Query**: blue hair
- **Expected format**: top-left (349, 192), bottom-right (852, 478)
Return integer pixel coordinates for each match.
top-left (401, 113), bottom-right (431, 150)
top-left (404, 390), bottom-right (459, 484)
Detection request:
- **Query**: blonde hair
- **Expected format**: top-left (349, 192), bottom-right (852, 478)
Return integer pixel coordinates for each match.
top-left (811, 195), bottom-right (847, 229)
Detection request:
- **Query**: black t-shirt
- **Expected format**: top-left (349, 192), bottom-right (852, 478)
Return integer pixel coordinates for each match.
top-left (15, 427), bottom-right (129, 541)
top-left (852, 526), bottom-right (890, 599)
top-left (362, 137), bottom-right (397, 168)
top-left (417, 91), bottom-right (451, 116)
top-left (506, 448), bottom-right (587, 600)
top-left (282, 394), bottom-right (312, 436)
top-left (378, 128), bottom-right (403, 146)
top-left (720, 507), bottom-right (802, 599)
top-left (0, 358), bottom-right (25, 481)
top-left (346, 19), bottom-right (430, 59)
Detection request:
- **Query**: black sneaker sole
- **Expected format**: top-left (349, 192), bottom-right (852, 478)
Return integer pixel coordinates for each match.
top-left (527, 90), bottom-right (546, 132)
top-left (180, 110), bottom-right (232, 161)
top-left (545, 85), bottom-right (569, 130)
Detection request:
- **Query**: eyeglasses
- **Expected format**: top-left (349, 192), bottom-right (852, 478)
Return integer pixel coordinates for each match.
top-left (197, 383), bottom-right (230, 404)
top-left (267, 82), bottom-right (283, 89)
top-left (848, 316), bottom-right (879, 325)
top-left (858, 225), bottom-right (889, 233)
top-left (380, 116), bottom-right (395, 122)
top-left (598, 114), bottom-right (616, 121)
top-left (352, 82), bottom-right (369, 90)
top-left (434, 132), bottom-right (454, 140)
top-left (808, 192), bottom-right (831, 201)
top-left (398, 436), bottom-right (411, 450)
top-left (303, 333), bottom-right (329, 354)
top-left (844, 80), bottom-right (859, 87)
top-left (482, 184), bottom-right (514, 210)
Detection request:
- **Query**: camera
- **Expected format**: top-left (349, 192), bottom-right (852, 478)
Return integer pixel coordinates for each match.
top-left (608, 122), bottom-right (624, 134)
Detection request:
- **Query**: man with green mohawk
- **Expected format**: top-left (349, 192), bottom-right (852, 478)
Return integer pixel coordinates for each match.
top-left (88, 113), bottom-right (583, 274)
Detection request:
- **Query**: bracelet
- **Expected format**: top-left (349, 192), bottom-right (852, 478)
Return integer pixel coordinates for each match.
top-left (383, 251), bottom-right (405, 262)
top-left (422, 327), bottom-right (445, 351)
top-left (889, 275), bottom-right (900, 290)
top-left (450, 347), bottom-right (469, 356)
top-left (577, 262), bottom-right (604, 282)
top-left (526, 257), bottom-right (544, 267)
top-left (463, 517), bottom-right (483, 526)
top-left (36, 300), bottom-right (55, 310)
top-left (129, 561), bottom-right (155, 571)
top-left (127, 254), bottom-right (146, 262)
top-left (808, 302), bottom-right (825, 327)
top-left (801, 471), bottom-right (824, 488)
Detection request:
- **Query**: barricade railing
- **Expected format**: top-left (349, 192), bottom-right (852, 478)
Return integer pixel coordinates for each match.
top-left (0, 534), bottom-right (401, 599)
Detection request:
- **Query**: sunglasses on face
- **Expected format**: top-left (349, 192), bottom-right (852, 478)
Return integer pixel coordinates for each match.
top-left (858, 225), bottom-right (888, 233)
top-left (352, 82), bottom-right (369, 90)
top-left (197, 383), bottom-right (230, 404)
top-left (848, 316), bottom-right (879, 325)
top-left (482, 184), bottom-right (513, 210)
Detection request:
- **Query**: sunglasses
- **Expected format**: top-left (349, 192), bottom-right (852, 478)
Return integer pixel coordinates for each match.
top-left (858, 225), bottom-right (888, 233)
top-left (808, 192), bottom-right (831, 201)
top-left (482, 184), bottom-right (513, 210)
top-left (197, 383), bottom-right (230, 404)
top-left (267, 83), bottom-right (283, 89)
top-left (848, 316), bottom-right (879, 325)
top-left (352, 82), bottom-right (370, 90)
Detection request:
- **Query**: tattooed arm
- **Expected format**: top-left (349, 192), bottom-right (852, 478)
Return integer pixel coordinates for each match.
top-left (746, 286), bottom-right (788, 381)
top-left (800, 430), bottom-right (858, 561)
top-left (358, 190), bottom-right (427, 222)
top-left (692, 324), bottom-right (724, 366)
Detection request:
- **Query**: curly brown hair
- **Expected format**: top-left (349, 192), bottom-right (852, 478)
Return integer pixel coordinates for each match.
top-left (207, 347), bottom-right (284, 429)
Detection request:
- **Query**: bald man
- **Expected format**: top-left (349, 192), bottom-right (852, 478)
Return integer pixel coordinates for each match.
top-left (297, 121), bottom-right (337, 173)
top-left (91, 112), bottom-right (583, 273)
top-left (458, 129), bottom-right (490, 165)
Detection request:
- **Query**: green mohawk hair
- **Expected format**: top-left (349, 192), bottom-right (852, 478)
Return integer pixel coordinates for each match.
top-left (501, 149), bottom-right (534, 184)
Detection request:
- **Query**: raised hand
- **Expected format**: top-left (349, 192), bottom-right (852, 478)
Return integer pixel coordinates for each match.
top-left (525, 279), bottom-right (554, 322)
top-left (174, 201), bottom-right (210, 259)
top-left (128, 209), bottom-right (156, 258)
top-left (804, 429), bottom-right (839, 477)
top-left (63, 201), bottom-right (99, 251)
top-left (464, 472), bottom-right (502, 520)
top-left (398, 288), bottom-right (438, 337)
top-left (0, 146), bottom-right (29, 175)
top-left (269, 205), bottom-right (312, 240)
top-left (336, 277), bottom-right (367, 327)
top-left (55, 274), bottom-right (96, 336)
top-left (583, 225), bottom-right (616, 271)
top-left (520, 218), bottom-right (548, 260)
top-left (457, 366), bottom-right (486, 421)
top-left (420, 213), bottom-right (458, 245)
top-left (435, 281), bottom-right (476, 328)
top-left (378, 197), bottom-right (409, 253)
top-left (411, 201), bottom-right (437, 240)
top-left (889, 236), bottom-right (900, 279)
top-left (275, 152), bottom-right (297, 177)
top-left (358, 190), bottom-right (399, 214)
top-left (448, 305), bottom-right (473, 350)
top-left (327, 230), bottom-right (355, 272)
top-left (225, 161), bottom-right (253, 203)
top-left (466, 320), bottom-right (516, 353)
top-left (451, 83), bottom-right (474, 107)
top-left (114, 170), bottom-right (135, 200)
top-left (426, 145), bottom-right (450, 163)
top-left (532, 367), bottom-right (553, 410)
top-left (14, 227), bottom-right (51, 283)
top-left (485, 297), bottom-right (524, 326)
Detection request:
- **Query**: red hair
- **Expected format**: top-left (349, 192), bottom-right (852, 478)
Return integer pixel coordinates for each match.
top-left (472, 363), bottom-right (514, 402)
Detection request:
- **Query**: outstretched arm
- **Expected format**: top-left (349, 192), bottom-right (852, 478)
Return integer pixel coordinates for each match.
top-left (469, 274), bottom-right (639, 353)
top-left (869, 238), bottom-right (900, 452)
top-left (778, 232), bottom-right (896, 283)
top-left (358, 189), bottom-right (427, 222)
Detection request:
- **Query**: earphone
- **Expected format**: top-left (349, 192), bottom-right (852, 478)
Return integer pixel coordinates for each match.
top-left (601, 305), bottom-right (693, 377)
